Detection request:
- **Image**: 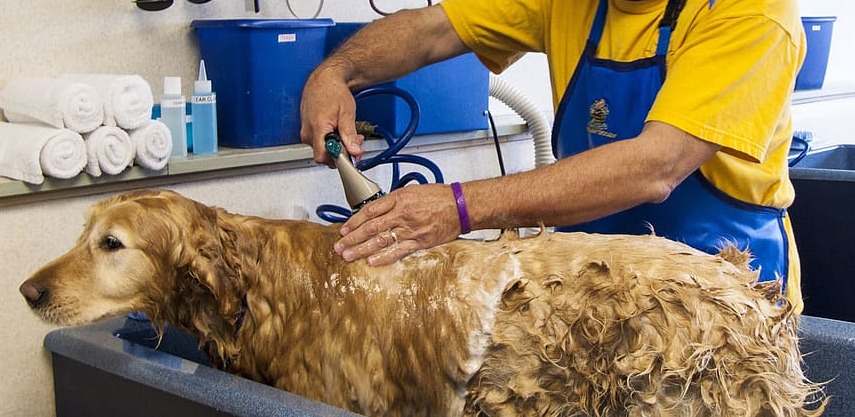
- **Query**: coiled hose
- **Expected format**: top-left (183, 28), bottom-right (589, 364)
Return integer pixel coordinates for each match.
top-left (316, 86), bottom-right (444, 223)
top-left (317, 77), bottom-right (553, 223)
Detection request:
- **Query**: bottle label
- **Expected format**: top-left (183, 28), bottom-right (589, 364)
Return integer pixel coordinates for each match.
top-left (191, 95), bottom-right (216, 104)
top-left (162, 97), bottom-right (185, 108)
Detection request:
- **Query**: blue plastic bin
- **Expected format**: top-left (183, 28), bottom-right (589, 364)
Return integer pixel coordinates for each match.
top-left (191, 19), bottom-right (334, 148)
top-left (326, 23), bottom-right (489, 137)
top-left (795, 17), bottom-right (836, 91)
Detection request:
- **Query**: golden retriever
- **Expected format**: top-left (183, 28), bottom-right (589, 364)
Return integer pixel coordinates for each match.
top-left (20, 189), bottom-right (825, 417)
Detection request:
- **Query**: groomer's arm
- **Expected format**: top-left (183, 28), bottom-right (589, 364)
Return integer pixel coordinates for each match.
top-left (465, 122), bottom-right (722, 229)
top-left (300, 5), bottom-right (469, 164)
top-left (335, 122), bottom-right (721, 266)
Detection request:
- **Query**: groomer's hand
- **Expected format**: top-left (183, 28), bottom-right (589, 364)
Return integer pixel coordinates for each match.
top-left (299, 65), bottom-right (364, 166)
top-left (335, 184), bottom-right (463, 266)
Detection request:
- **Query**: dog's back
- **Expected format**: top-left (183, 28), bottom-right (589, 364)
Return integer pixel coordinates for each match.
top-left (234, 222), bottom-right (820, 416)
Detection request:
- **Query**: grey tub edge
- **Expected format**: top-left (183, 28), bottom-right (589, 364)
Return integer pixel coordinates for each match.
top-left (44, 315), bottom-right (855, 416)
top-left (44, 317), bottom-right (361, 417)
top-left (798, 315), bottom-right (855, 417)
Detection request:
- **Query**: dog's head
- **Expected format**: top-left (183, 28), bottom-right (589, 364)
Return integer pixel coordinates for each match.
top-left (19, 189), bottom-right (245, 329)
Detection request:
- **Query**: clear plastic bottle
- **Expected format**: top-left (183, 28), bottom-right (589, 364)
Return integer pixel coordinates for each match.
top-left (161, 76), bottom-right (187, 158)
top-left (190, 60), bottom-right (218, 155)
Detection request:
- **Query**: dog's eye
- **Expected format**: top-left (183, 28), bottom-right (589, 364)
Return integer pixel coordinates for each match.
top-left (101, 235), bottom-right (124, 251)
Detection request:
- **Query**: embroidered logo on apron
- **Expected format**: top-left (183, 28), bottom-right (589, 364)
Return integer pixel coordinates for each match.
top-left (586, 98), bottom-right (616, 138)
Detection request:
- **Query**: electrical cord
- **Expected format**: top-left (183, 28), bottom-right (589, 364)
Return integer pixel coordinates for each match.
top-left (316, 86), bottom-right (445, 223)
top-left (369, 0), bottom-right (432, 16)
top-left (486, 110), bottom-right (506, 176)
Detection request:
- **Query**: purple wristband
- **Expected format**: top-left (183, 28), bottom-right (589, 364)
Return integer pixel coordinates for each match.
top-left (451, 182), bottom-right (471, 234)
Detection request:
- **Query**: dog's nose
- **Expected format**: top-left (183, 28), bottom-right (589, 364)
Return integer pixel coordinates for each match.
top-left (20, 281), bottom-right (48, 308)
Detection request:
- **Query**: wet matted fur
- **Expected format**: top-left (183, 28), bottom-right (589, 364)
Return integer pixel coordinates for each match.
top-left (20, 189), bottom-right (825, 416)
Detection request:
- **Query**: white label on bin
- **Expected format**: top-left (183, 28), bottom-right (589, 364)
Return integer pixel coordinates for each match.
top-left (278, 33), bottom-right (297, 43)
top-left (812, 25), bottom-right (822, 31)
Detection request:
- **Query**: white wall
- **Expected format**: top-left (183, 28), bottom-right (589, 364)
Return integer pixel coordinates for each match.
top-left (791, 1), bottom-right (855, 147)
top-left (798, 0), bottom-right (855, 87)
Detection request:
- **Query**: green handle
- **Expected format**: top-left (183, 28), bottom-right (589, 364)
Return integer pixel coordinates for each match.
top-left (324, 133), bottom-right (342, 158)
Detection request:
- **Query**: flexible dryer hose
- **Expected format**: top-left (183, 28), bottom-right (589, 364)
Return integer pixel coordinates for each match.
top-left (488, 75), bottom-right (555, 168)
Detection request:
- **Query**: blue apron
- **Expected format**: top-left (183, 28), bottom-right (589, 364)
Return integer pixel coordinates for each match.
top-left (551, 0), bottom-right (788, 284)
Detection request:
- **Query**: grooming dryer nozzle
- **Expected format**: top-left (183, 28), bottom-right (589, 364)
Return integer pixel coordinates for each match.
top-left (325, 132), bottom-right (385, 212)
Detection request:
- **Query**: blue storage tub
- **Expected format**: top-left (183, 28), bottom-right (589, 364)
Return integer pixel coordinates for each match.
top-left (191, 19), bottom-right (334, 148)
top-left (796, 17), bottom-right (836, 91)
top-left (326, 23), bottom-right (489, 137)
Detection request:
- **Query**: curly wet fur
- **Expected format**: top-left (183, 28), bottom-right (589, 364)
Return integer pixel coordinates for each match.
top-left (466, 252), bottom-right (818, 417)
top-left (21, 189), bottom-right (826, 416)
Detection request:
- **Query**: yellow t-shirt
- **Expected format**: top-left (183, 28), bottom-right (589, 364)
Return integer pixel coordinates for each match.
top-left (440, 0), bottom-right (806, 312)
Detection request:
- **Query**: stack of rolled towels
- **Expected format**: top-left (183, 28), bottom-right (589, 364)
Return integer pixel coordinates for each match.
top-left (0, 74), bottom-right (173, 184)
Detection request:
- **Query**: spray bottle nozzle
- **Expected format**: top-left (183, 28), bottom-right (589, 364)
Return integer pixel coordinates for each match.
top-left (195, 60), bottom-right (212, 94)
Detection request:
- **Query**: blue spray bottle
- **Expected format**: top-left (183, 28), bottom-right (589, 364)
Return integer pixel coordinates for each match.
top-left (190, 60), bottom-right (218, 155)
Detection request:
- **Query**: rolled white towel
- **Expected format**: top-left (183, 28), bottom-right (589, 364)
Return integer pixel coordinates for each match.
top-left (0, 78), bottom-right (103, 133)
top-left (61, 74), bottom-right (154, 130)
top-left (0, 121), bottom-right (86, 184)
top-left (84, 126), bottom-right (135, 177)
top-left (128, 120), bottom-right (172, 171)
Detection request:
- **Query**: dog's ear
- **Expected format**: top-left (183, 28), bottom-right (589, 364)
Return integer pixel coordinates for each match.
top-left (179, 204), bottom-right (245, 320)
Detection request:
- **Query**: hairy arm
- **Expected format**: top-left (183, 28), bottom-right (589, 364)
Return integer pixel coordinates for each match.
top-left (300, 6), bottom-right (470, 164)
top-left (335, 122), bottom-right (721, 265)
top-left (466, 122), bottom-right (721, 229)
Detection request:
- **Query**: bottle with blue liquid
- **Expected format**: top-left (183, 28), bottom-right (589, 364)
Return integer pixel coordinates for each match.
top-left (190, 60), bottom-right (218, 155)
top-left (161, 76), bottom-right (187, 158)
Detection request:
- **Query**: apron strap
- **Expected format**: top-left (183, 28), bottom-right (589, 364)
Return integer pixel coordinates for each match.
top-left (587, 0), bottom-right (609, 46)
top-left (659, 0), bottom-right (688, 29)
top-left (656, 0), bottom-right (688, 55)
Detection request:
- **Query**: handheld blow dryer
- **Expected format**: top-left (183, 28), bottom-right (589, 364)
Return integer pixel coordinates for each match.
top-left (325, 132), bottom-right (385, 213)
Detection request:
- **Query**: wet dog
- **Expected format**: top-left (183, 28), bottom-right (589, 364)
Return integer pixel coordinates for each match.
top-left (20, 189), bottom-right (824, 416)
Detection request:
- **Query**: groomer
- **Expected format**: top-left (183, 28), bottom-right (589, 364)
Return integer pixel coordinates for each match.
top-left (300, 0), bottom-right (806, 311)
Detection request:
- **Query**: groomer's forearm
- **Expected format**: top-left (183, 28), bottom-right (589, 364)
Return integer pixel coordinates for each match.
top-left (465, 142), bottom-right (661, 229)
top-left (319, 6), bottom-right (469, 91)
top-left (465, 124), bottom-right (719, 229)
